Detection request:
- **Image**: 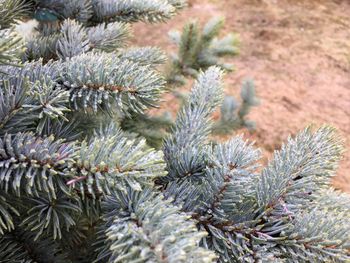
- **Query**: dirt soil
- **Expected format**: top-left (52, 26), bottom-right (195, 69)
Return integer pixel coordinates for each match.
top-left (132, 0), bottom-right (350, 192)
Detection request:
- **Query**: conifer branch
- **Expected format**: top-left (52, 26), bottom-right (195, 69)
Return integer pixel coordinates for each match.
top-left (61, 0), bottom-right (93, 24)
top-left (26, 77), bottom-right (70, 134)
top-left (0, 0), bottom-right (30, 28)
top-left (212, 79), bottom-right (259, 134)
top-left (0, 77), bottom-right (30, 135)
top-left (0, 132), bottom-right (77, 198)
top-left (88, 21), bottom-right (130, 52)
top-left (119, 47), bottom-right (167, 67)
top-left (256, 126), bottom-right (343, 215)
top-left (0, 29), bottom-right (25, 67)
top-left (60, 52), bottom-right (165, 114)
top-left (95, 187), bottom-right (217, 263)
top-left (163, 66), bottom-right (223, 182)
top-left (91, 0), bottom-right (179, 24)
top-left (278, 209), bottom-right (350, 262)
top-left (56, 19), bottom-right (89, 59)
top-left (69, 126), bottom-right (167, 198)
top-left (20, 192), bottom-right (81, 241)
top-left (168, 17), bottom-right (238, 84)
top-left (25, 34), bottom-right (61, 62)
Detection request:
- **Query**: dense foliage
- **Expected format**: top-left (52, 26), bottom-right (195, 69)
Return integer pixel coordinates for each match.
top-left (0, 0), bottom-right (349, 262)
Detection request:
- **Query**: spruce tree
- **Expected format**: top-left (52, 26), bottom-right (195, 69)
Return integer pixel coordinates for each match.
top-left (0, 0), bottom-right (349, 262)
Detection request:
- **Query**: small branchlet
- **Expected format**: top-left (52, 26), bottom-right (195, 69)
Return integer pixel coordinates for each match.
top-left (167, 16), bottom-right (238, 85)
top-left (212, 79), bottom-right (259, 134)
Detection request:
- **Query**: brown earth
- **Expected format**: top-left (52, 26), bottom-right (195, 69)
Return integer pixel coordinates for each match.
top-left (132, 0), bottom-right (350, 192)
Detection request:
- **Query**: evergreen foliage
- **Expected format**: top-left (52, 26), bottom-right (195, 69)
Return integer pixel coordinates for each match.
top-left (0, 29), bottom-right (25, 67)
top-left (0, 0), bottom-right (29, 67)
top-left (0, 1), bottom-right (349, 263)
top-left (167, 16), bottom-right (238, 84)
top-left (166, 16), bottom-right (258, 136)
top-left (212, 79), bottom-right (259, 133)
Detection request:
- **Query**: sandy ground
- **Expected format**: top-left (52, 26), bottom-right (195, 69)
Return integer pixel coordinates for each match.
top-left (132, 0), bottom-right (350, 192)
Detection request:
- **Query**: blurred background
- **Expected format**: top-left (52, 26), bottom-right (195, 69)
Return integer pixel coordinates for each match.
top-left (132, 0), bottom-right (350, 192)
